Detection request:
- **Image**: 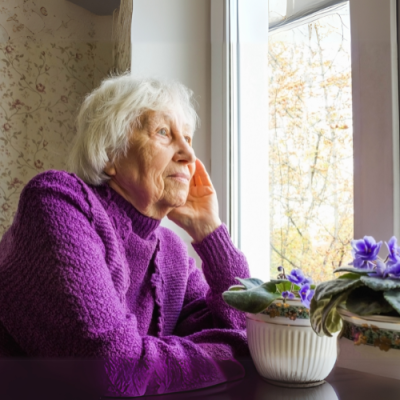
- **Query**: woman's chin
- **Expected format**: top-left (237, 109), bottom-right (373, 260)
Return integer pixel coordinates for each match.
top-left (163, 191), bottom-right (188, 209)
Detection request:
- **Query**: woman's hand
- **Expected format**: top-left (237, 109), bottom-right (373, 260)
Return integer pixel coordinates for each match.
top-left (167, 159), bottom-right (222, 243)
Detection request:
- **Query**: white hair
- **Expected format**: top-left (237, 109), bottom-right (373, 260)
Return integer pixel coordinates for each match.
top-left (67, 74), bottom-right (199, 185)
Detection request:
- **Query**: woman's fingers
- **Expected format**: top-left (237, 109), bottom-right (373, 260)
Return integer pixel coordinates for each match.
top-left (194, 159), bottom-right (212, 187)
top-left (194, 174), bottom-right (203, 186)
top-left (190, 159), bottom-right (213, 189)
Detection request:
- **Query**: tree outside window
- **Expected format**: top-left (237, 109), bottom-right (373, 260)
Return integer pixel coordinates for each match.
top-left (268, 6), bottom-right (353, 283)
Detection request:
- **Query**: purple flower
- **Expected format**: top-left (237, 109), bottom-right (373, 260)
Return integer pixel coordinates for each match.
top-left (386, 236), bottom-right (400, 268)
top-left (367, 259), bottom-right (388, 278)
top-left (350, 236), bottom-right (382, 269)
top-left (385, 260), bottom-right (400, 279)
top-left (287, 269), bottom-right (311, 286)
top-left (282, 291), bottom-right (295, 300)
top-left (299, 284), bottom-right (315, 309)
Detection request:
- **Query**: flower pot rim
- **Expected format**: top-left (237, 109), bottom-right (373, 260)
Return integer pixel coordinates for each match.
top-left (339, 307), bottom-right (400, 351)
top-left (245, 298), bottom-right (312, 326)
top-left (246, 312), bottom-right (312, 327)
top-left (337, 306), bottom-right (400, 326)
top-left (273, 298), bottom-right (303, 306)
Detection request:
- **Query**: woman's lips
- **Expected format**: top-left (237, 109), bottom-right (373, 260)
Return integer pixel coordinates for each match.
top-left (168, 173), bottom-right (190, 183)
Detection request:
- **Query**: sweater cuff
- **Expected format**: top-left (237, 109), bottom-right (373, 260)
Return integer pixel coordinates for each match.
top-left (192, 224), bottom-right (250, 290)
top-left (192, 224), bottom-right (232, 264)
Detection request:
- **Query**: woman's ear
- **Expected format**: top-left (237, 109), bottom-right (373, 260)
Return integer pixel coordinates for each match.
top-left (104, 161), bottom-right (116, 177)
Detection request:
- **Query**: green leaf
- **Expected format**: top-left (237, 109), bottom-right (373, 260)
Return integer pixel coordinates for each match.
top-left (275, 280), bottom-right (292, 292)
top-left (314, 278), bottom-right (362, 301)
top-left (338, 273), bottom-right (363, 280)
top-left (383, 289), bottom-right (400, 314)
top-left (261, 282), bottom-right (277, 293)
top-left (360, 276), bottom-right (400, 291)
top-left (222, 285), bottom-right (281, 314)
top-left (310, 297), bottom-right (330, 336)
top-left (334, 267), bottom-right (370, 275)
top-left (270, 279), bottom-right (290, 285)
top-left (310, 288), bottom-right (352, 337)
top-left (235, 277), bottom-right (264, 290)
top-left (273, 280), bottom-right (304, 294)
top-left (346, 286), bottom-right (395, 316)
top-left (320, 290), bottom-right (349, 336)
top-left (292, 283), bottom-right (301, 291)
top-left (227, 285), bottom-right (245, 291)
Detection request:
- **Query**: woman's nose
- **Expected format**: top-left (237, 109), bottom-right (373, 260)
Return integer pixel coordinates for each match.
top-left (174, 136), bottom-right (195, 163)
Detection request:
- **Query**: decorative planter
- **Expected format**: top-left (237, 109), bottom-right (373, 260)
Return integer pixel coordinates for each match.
top-left (246, 299), bottom-right (338, 388)
top-left (336, 307), bottom-right (400, 380)
top-left (338, 307), bottom-right (400, 351)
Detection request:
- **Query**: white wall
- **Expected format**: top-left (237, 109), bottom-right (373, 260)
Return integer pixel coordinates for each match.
top-left (351, 0), bottom-right (399, 242)
top-left (130, 0), bottom-right (211, 266)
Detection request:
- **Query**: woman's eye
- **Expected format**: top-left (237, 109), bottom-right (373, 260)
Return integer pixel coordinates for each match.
top-left (158, 128), bottom-right (168, 136)
top-left (184, 136), bottom-right (191, 143)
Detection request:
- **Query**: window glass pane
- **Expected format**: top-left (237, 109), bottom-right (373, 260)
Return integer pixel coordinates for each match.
top-left (268, 3), bottom-right (353, 282)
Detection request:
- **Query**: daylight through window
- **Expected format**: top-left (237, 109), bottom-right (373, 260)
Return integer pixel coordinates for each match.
top-left (268, 4), bottom-right (353, 283)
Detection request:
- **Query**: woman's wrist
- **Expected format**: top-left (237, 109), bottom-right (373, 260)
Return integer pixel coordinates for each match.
top-left (190, 219), bottom-right (222, 243)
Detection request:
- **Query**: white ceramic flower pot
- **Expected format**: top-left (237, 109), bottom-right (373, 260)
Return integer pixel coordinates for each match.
top-left (246, 300), bottom-right (338, 387)
top-left (336, 307), bottom-right (400, 380)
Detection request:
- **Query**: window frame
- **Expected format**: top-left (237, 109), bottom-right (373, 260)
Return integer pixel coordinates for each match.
top-left (210, 0), bottom-right (232, 237)
top-left (211, 0), bottom-right (400, 280)
top-left (211, 0), bottom-right (270, 280)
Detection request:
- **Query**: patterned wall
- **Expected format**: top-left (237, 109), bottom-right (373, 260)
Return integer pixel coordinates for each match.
top-left (0, 0), bottom-right (113, 236)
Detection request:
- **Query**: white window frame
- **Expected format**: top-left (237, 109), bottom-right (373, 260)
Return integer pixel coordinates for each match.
top-left (210, 0), bottom-right (235, 240)
top-left (210, 0), bottom-right (400, 281)
top-left (211, 0), bottom-right (269, 281)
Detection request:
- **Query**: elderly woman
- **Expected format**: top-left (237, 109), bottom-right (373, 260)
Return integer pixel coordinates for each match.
top-left (0, 75), bottom-right (250, 396)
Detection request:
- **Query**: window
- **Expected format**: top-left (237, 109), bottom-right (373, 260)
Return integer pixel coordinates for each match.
top-left (268, 4), bottom-right (353, 282)
top-left (211, 0), bottom-right (399, 282)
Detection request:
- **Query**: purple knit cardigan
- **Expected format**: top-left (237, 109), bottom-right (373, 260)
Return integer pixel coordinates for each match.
top-left (0, 170), bottom-right (250, 396)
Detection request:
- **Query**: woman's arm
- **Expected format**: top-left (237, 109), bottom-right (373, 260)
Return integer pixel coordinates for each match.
top-left (0, 172), bottom-right (244, 397)
top-left (173, 225), bottom-right (250, 350)
top-left (168, 159), bottom-right (251, 352)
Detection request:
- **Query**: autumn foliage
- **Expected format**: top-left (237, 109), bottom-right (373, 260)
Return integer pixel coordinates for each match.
top-left (268, 11), bottom-right (353, 283)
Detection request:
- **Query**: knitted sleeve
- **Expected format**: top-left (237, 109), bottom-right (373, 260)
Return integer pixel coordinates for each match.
top-left (0, 172), bottom-right (245, 397)
top-left (174, 225), bottom-right (251, 353)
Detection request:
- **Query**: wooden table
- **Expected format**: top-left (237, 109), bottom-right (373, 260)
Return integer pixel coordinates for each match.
top-left (1, 358), bottom-right (399, 399)
top-left (139, 358), bottom-right (400, 400)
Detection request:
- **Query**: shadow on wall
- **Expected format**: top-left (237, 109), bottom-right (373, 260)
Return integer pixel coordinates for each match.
top-left (0, 0), bottom-right (113, 237)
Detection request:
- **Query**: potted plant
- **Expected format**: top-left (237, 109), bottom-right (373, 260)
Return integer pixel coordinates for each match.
top-left (222, 268), bottom-right (338, 388)
top-left (310, 236), bottom-right (400, 358)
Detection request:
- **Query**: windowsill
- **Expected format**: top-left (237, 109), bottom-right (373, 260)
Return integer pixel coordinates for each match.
top-left (336, 337), bottom-right (400, 380)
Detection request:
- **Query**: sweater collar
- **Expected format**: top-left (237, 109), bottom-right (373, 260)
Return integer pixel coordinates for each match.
top-left (92, 183), bottom-right (161, 240)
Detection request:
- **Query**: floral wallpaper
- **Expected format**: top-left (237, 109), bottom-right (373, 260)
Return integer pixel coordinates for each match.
top-left (0, 0), bottom-right (113, 236)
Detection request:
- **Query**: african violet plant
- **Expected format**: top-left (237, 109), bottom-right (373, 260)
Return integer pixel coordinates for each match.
top-left (222, 267), bottom-right (315, 314)
top-left (311, 236), bottom-right (400, 337)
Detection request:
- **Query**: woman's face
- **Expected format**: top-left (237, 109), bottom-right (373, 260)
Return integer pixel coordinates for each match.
top-left (105, 108), bottom-right (196, 219)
